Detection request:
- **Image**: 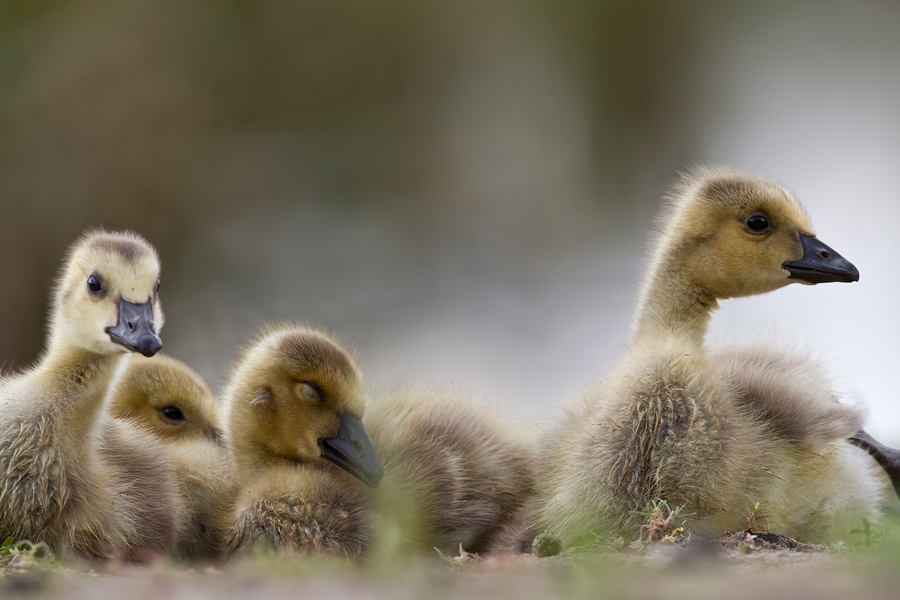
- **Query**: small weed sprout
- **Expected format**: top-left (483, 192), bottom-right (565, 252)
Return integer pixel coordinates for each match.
top-left (589, 534), bottom-right (627, 553)
top-left (746, 502), bottom-right (760, 532)
top-left (850, 518), bottom-right (883, 547)
top-left (661, 527), bottom-right (684, 543)
top-left (435, 544), bottom-right (477, 569)
top-left (0, 537), bottom-right (59, 569)
top-left (634, 500), bottom-right (687, 545)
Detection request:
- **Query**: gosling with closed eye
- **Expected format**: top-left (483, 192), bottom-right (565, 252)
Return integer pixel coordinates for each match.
top-left (531, 167), bottom-right (886, 546)
top-left (220, 324), bottom-right (382, 558)
top-left (0, 230), bottom-right (183, 558)
top-left (107, 353), bottom-right (235, 559)
top-left (219, 324), bottom-right (533, 558)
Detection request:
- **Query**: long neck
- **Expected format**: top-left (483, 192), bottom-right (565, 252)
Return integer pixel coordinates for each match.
top-left (34, 341), bottom-right (123, 439)
top-left (628, 251), bottom-right (718, 352)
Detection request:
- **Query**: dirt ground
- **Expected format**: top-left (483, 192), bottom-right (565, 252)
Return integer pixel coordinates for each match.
top-left (3, 531), bottom-right (900, 600)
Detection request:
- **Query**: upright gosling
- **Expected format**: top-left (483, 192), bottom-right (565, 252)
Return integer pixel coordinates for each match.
top-left (533, 167), bottom-right (885, 546)
top-left (0, 230), bottom-right (183, 558)
top-left (107, 353), bottom-right (234, 559)
top-left (220, 324), bottom-right (382, 558)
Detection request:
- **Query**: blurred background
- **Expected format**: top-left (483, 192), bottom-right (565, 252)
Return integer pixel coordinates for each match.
top-left (2, 0), bottom-right (899, 442)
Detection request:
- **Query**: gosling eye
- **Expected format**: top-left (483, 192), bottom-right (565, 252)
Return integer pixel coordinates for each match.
top-left (161, 406), bottom-right (185, 422)
top-left (155, 279), bottom-right (161, 293)
top-left (87, 275), bottom-right (103, 294)
top-left (744, 213), bottom-right (771, 234)
top-left (297, 382), bottom-right (323, 402)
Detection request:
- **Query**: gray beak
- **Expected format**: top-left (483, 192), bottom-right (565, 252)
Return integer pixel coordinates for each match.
top-left (106, 299), bottom-right (162, 357)
top-left (783, 234), bottom-right (859, 284)
top-left (320, 414), bottom-right (383, 488)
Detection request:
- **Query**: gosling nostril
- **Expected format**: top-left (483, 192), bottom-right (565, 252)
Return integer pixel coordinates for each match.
top-left (820, 250), bottom-right (831, 259)
top-left (126, 320), bottom-right (135, 331)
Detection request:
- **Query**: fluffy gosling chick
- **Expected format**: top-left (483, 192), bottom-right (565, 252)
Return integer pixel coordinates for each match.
top-left (533, 166), bottom-right (884, 546)
top-left (365, 383), bottom-right (534, 556)
top-left (0, 230), bottom-right (182, 558)
top-left (107, 353), bottom-right (234, 559)
top-left (220, 324), bottom-right (382, 558)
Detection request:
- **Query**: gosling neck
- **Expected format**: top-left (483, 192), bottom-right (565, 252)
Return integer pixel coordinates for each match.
top-left (36, 338), bottom-right (124, 425)
top-left (229, 433), bottom-right (291, 477)
top-left (629, 253), bottom-right (718, 352)
top-left (227, 402), bottom-right (283, 476)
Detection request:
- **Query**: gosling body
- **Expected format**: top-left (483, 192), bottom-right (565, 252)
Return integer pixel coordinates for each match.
top-left (220, 325), bottom-right (381, 558)
top-left (107, 353), bottom-right (234, 559)
top-left (0, 230), bottom-right (182, 557)
top-left (366, 383), bottom-right (534, 555)
top-left (534, 167), bottom-right (885, 546)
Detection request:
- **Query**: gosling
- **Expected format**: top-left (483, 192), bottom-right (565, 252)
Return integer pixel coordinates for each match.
top-left (365, 383), bottom-right (534, 556)
top-left (533, 167), bottom-right (885, 546)
top-left (0, 230), bottom-right (183, 558)
top-left (219, 324), bottom-right (381, 558)
top-left (107, 353), bottom-right (234, 559)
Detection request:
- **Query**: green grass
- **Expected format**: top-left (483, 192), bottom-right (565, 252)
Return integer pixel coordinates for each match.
top-left (0, 537), bottom-right (61, 575)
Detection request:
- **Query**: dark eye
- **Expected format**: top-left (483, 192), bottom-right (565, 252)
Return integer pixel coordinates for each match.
top-left (745, 213), bottom-right (770, 233)
top-left (162, 406), bottom-right (185, 421)
top-left (155, 279), bottom-right (161, 293)
top-left (87, 275), bottom-right (102, 294)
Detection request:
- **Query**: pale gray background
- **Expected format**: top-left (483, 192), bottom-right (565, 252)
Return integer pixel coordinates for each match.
top-left (2, 1), bottom-right (898, 442)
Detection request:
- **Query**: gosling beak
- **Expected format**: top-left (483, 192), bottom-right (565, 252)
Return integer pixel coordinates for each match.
top-left (106, 299), bottom-right (163, 357)
top-left (850, 429), bottom-right (900, 498)
top-left (320, 414), bottom-right (383, 488)
top-left (783, 234), bottom-right (859, 284)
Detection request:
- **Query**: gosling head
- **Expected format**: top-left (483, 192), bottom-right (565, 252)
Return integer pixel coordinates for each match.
top-left (52, 230), bottom-right (164, 357)
top-left (659, 166), bottom-right (858, 299)
top-left (225, 325), bottom-right (383, 488)
top-left (108, 354), bottom-right (221, 443)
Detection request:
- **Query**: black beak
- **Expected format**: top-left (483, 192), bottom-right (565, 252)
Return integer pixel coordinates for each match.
top-left (850, 429), bottom-right (900, 500)
top-left (105, 299), bottom-right (162, 357)
top-left (320, 414), bottom-right (383, 488)
top-left (783, 234), bottom-right (859, 284)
